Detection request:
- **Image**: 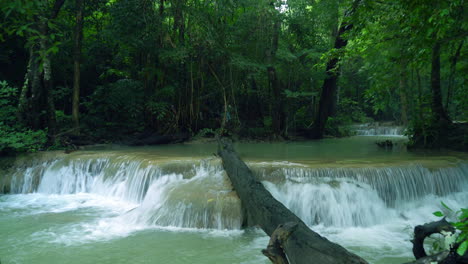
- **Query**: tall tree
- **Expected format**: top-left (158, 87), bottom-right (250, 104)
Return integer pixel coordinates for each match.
top-left (15, 0), bottom-right (65, 142)
top-left (72, 0), bottom-right (85, 134)
top-left (399, 58), bottom-right (408, 125)
top-left (445, 40), bottom-right (464, 110)
top-left (309, 0), bottom-right (360, 139)
top-left (430, 41), bottom-right (450, 124)
top-left (266, 1), bottom-right (284, 138)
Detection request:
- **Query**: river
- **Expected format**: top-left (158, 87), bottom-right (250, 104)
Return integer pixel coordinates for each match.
top-left (1, 136), bottom-right (467, 264)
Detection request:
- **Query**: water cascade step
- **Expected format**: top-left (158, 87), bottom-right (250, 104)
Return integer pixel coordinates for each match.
top-left (1, 153), bottom-right (467, 232)
top-left (350, 123), bottom-right (405, 136)
top-left (256, 164), bottom-right (468, 227)
top-left (3, 155), bottom-right (242, 230)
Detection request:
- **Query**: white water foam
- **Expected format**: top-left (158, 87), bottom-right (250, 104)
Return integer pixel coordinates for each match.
top-left (264, 180), bottom-right (393, 227)
top-left (2, 154), bottom-right (467, 261)
top-left (351, 123), bottom-right (405, 136)
top-left (2, 160), bottom-right (244, 244)
top-left (0, 193), bottom-right (136, 217)
top-left (263, 175), bottom-right (468, 262)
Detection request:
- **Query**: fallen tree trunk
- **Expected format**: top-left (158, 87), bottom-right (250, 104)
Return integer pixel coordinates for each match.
top-left (404, 251), bottom-right (451, 264)
top-left (217, 138), bottom-right (368, 264)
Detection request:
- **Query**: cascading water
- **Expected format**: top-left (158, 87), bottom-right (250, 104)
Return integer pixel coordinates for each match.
top-left (257, 163), bottom-right (467, 263)
top-left (4, 154), bottom-right (467, 230)
top-left (351, 123), bottom-right (405, 136)
top-left (258, 164), bottom-right (468, 227)
top-left (1, 146), bottom-right (467, 264)
top-left (5, 155), bottom-right (242, 230)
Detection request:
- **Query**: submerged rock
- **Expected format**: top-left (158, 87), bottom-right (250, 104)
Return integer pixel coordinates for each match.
top-left (376, 140), bottom-right (394, 148)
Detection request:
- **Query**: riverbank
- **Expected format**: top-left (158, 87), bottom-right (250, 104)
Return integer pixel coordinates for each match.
top-left (1, 121), bottom-right (466, 159)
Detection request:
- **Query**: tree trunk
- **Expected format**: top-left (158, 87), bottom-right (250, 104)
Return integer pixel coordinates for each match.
top-left (268, 65), bottom-right (283, 137)
top-left (159, 0), bottom-right (164, 16)
top-left (217, 139), bottom-right (368, 264)
top-left (30, 39), bottom-right (44, 130)
top-left (18, 45), bottom-right (42, 129)
top-left (266, 17), bottom-right (284, 138)
top-left (430, 41), bottom-right (450, 124)
top-left (42, 0), bottom-right (65, 141)
top-left (399, 60), bottom-right (408, 125)
top-left (173, 0), bottom-right (189, 131)
top-left (72, 0), bottom-right (84, 134)
top-left (39, 19), bottom-right (57, 141)
top-left (445, 40), bottom-right (463, 111)
top-left (17, 0), bottom-right (65, 140)
top-left (309, 0), bottom-right (359, 139)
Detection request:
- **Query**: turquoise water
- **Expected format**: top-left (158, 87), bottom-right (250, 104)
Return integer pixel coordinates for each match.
top-left (1, 136), bottom-right (467, 264)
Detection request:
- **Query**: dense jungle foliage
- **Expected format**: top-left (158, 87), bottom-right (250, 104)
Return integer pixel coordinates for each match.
top-left (0, 0), bottom-right (466, 154)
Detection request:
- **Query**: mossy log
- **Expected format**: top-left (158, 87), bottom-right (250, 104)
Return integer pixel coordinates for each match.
top-left (217, 138), bottom-right (368, 264)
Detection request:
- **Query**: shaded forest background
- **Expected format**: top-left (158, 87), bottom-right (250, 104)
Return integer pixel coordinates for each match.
top-left (0, 0), bottom-right (466, 153)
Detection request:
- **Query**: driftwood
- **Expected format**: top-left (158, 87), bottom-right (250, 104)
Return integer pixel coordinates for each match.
top-left (412, 218), bottom-right (455, 259)
top-left (217, 138), bottom-right (368, 264)
top-left (262, 222), bottom-right (297, 264)
top-left (407, 217), bottom-right (468, 264)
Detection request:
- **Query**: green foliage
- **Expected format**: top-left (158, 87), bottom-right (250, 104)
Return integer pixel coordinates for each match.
top-left (55, 110), bottom-right (72, 129)
top-left (0, 81), bottom-right (46, 154)
top-left (0, 80), bottom-right (18, 126)
top-left (407, 114), bottom-right (438, 148)
top-left (433, 203), bottom-right (468, 256)
top-left (338, 98), bottom-right (371, 124)
top-left (263, 116), bottom-right (273, 129)
top-left (1, 0), bottom-right (465, 146)
top-left (0, 127), bottom-right (47, 154)
top-left (325, 98), bottom-right (372, 137)
top-left (147, 101), bottom-right (170, 122)
top-left (83, 79), bottom-right (145, 135)
top-left (451, 82), bottom-right (468, 121)
top-left (408, 108), bottom-right (467, 151)
top-left (325, 117), bottom-right (352, 137)
top-left (194, 128), bottom-right (218, 139)
top-left (284, 90), bottom-right (316, 99)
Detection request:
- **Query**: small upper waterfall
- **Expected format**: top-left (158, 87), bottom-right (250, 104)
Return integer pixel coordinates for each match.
top-left (350, 123), bottom-right (405, 136)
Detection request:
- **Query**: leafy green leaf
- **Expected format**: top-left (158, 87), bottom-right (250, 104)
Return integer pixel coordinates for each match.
top-left (433, 211), bottom-right (444, 217)
top-left (460, 209), bottom-right (468, 219)
top-left (457, 241), bottom-right (468, 256)
top-left (441, 202), bottom-right (453, 211)
top-left (457, 233), bottom-right (467, 243)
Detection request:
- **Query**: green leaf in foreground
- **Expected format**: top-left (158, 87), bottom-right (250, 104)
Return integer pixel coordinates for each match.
top-left (457, 240), bottom-right (468, 256)
top-left (433, 211), bottom-right (444, 217)
top-left (441, 202), bottom-right (453, 211)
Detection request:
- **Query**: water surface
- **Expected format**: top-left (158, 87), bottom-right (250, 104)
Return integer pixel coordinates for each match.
top-left (1, 136), bottom-right (467, 264)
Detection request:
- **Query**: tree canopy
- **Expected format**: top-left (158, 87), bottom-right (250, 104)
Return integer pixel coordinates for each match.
top-left (0, 0), bottom-right (466, 153)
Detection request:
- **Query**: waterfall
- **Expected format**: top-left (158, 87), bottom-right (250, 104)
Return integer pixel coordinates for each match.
top-left (3, 156), bottom-right (242, 230)
top-left (350, 123), bottom-right (405, 136)
top-left (2, 153), bottom-right (467, 230)
top-left (258, 164), bottom-right (468, 227)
